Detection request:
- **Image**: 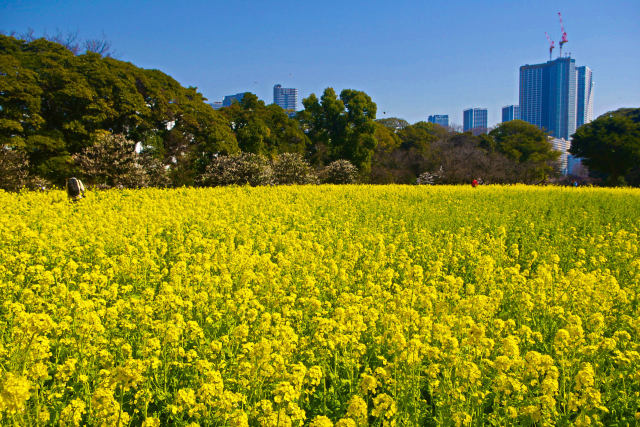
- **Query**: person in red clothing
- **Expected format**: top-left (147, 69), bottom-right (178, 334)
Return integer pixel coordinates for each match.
top-left (471, 178), bottom-right (479, 188)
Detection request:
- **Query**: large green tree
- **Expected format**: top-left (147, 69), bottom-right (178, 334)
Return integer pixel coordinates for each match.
top-left (219, 93), bottom-right (308, 156)
top-left (489, 120), bottom-right (559, 181)
top-left (570, 108), bottom-right (640, 186)
top-left (298, 88), bottom-right (377, 173)
top-left (0, 34), bottom-right (238, 185)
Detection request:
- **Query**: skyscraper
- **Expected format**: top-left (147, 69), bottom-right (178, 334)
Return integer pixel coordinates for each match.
top-left (463, 108), bottom-right (488, 135)
top-left (222, 93), bottom-right (245, 107)
top-left (502, 105), bottom-right (520, 122)
top-left (549, 136), bottom-right (571, 175)
top-left (576, 66), bottom-right (594, 128)
top-left (428, 115), bottom-right (449, 127)
top-left (519, 56), bottom-right (592, 140)
top-left (273, 84), bottom-right (298, 112)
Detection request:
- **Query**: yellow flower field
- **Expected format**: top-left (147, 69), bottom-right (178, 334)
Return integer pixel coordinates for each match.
top-left (1, 185), bottom-right (639, 426)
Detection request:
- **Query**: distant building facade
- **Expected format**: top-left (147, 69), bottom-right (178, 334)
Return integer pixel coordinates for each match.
top-left (519, 56), bottom-right (593, 140)
top-left (549, 137), bottom-right (571, 175)
top-left (273, 84), bottom-right (298, 112)
top-left (463, 108), bottom-right (488, 135)
top-left (222, 93), bottom-right (246, 107)
top-left (501, 105), bottom-right (520, 122)
top-left (428, 114), bottom-right (449, 127)
top-left (576, 66), bottom-right (594, 128)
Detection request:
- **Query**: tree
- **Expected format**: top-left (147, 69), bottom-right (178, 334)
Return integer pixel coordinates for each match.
top-left (297, 88), bottom-right (378, 173)
top-left (335, 89), bottom-right (378, 174)
top-left (489, 120), bottom-right (559, 182)
top-left (370, 121), bottom-right (442, 184)
top-left (397, 121), bottom-right (446, 152)
top-left (0, 34), bottom-right (239, 186)
top-left (430, 136), bottom-right (520, 184)
top-left (570, 108), bottom-right (640, 186)
top-left (373, 122), bottom-right (400, 152)
top-left (219, 93), bottom-right (308, 156)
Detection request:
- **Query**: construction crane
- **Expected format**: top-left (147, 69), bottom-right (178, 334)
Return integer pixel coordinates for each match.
top-left (558, 12), bottom-right (568, 57)
top-left (545, 32), bottom-right (555, 61)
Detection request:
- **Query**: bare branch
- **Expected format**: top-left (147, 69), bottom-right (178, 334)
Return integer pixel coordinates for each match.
top-left (19, 28), bottom-right (36, 42)
top-left (84, 33), bottom-right (112, 57)
top-left (48, 29), bottom-right (81, 55)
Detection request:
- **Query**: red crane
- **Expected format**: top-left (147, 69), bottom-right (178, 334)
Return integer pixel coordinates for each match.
top-left (558, 12), bottom-right (568, 57)
top-left (545, 32), bottom-right (555, 61)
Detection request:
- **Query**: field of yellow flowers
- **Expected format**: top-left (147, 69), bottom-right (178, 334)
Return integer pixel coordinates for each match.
top-left (1, 185), bottom-right (639, 426)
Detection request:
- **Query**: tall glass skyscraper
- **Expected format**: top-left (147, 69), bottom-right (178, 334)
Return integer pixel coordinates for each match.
top-left (428, 115), bottom-right (449, 127)
top-left (463, 108), bottom-right (488, 135)
top-left (501, 105), bottom-right (520, 122)
top-left (576, 66), bottom-right (594, 128)
top-left (273, 84), bottom-right (298, 112)
top-left (519, 56), bottom-right (592, 140)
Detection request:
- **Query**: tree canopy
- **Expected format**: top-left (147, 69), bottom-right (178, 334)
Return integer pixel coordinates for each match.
top-left (570, 108), bottom-right (640, 186)
top-left (3, 34), bottom-right (635, 188)
top-left (0, 34), bottom-right (238, 185)
top-left (489, 120), bottom-right (559, 181)
top-left (297, 88), bottom-right (377, 173)
top-left (218, 92), bottom-right (309, 157)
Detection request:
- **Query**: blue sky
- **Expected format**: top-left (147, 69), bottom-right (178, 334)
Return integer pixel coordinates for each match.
top-left (2, 0), bottom-right (639, 126)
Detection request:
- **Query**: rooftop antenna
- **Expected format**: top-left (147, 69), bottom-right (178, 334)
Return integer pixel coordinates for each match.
top-left (558, 12), bottom-right (568, 57)
top-left (545, 32), bottom-right (555, 61)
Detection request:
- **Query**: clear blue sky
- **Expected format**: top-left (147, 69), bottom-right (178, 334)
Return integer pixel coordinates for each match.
top-left (2, 0), bottom-right (639, 126)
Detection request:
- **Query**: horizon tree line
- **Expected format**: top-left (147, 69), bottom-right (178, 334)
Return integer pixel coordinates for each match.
top-left (1, 33), bottom-right (638, 191)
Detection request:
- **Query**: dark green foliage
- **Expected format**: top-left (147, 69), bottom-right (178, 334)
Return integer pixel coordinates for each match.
top-left (570, 108), bottom-right (640, 186)
top-left (219, 93), bottom-right (309, 156)
top-left (397, 121), bottom-right (446, 153)
top-left (0, 34), bottom-right (238, 186)
top-left (298, 88), bottom-right (378, 173)
top-left (489, 120), bottom-right (559, 182)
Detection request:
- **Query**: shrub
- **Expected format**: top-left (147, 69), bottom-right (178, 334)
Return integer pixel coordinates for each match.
top-left (0, 146), bottom-right (30, 192)
top-left (198, 153), bottom-right (273, 187)
top-left (271, 153), bottom-right (317, 185)
top-left (416, 166), bottom-right (444, 185)
top-left (0, 146), bottom-right (51, 191)
top-left (319, 159), bottom-right (359, 184)
top-left (73, 132), bottom-right (149, 189)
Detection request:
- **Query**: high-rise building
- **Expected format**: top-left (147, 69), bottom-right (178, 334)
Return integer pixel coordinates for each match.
top-left (273, 84), bottom-right (298, 112)
top-left (576, 66), bottom-right (594, 128)
top-left (549, 137), bottom-right (571, 175)
top-left (222, 93), bottom-right (246, 107)
top-left (519, 56), bottom-right (591, 140)
top-left (502, 105), bottom-right (520, 122)
top-left (463, 108), bottom-right (488, 135)
top-left (428, 115), bottom-right (449, 127)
